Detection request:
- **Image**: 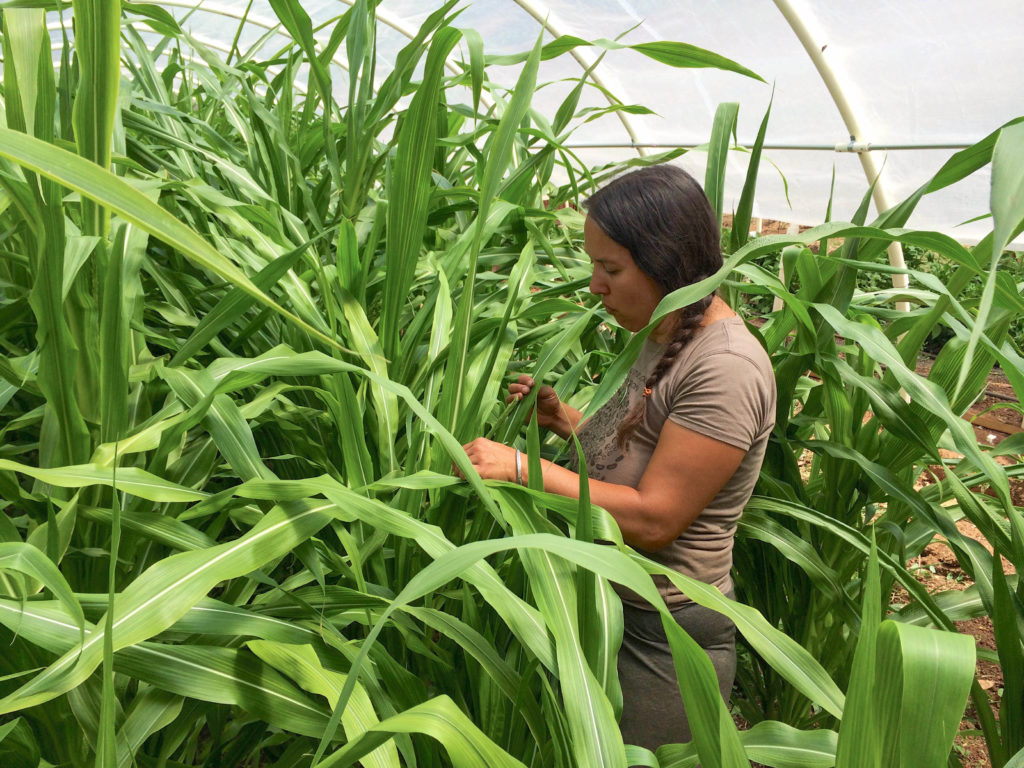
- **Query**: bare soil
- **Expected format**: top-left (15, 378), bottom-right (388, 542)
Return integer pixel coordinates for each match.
top-left (897, 518), bottom-right (1010, 768)
top-left (903, 365), bottom-right (1020, 768)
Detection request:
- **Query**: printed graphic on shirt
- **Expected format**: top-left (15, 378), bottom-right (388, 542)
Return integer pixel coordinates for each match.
top-left (568, 366), bottom-right (642, 480)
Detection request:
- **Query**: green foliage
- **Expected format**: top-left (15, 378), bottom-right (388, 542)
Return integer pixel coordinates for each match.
top-left (739, 242), bottom-right (1024, 353)
top-left (0, 3), bottom-right (1020, 768)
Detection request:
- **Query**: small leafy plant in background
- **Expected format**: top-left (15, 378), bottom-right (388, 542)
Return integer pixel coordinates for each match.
top-left (740, 241), bottom-right (1024, 354)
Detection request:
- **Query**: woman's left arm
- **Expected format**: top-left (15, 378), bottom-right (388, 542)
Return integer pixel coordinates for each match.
top-left (462, 420), bottom-right (746, 552)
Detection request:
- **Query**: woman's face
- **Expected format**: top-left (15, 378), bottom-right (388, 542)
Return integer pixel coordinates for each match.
top-left (584, 215), bottom-right (665, 334)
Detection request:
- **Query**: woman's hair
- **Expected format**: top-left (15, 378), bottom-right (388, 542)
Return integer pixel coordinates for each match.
top-left (584, 164), bottom-right (723, 450)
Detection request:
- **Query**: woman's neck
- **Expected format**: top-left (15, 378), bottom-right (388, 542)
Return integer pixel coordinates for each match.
top-left (700, 295), bottom-right (736, 326)
top-left (650, 295), bottom-right (734, 343)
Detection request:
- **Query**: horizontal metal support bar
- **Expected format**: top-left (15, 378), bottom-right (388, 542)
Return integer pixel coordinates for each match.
top-left (831, 141), bottom-right (971, 153)
top-left (561, 142), bottom-right (972, 152)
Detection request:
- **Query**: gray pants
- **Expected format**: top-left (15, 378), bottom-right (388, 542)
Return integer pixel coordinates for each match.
top-left (617, 598), bottom-right (736, 752)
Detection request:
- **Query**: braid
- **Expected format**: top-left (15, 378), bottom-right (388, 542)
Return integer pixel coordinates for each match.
top-left (615, 294), bottom-right (713, 451)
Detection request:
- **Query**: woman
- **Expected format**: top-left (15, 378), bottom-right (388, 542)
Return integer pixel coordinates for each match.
top-left (461, 165), bottom-right (776, 751)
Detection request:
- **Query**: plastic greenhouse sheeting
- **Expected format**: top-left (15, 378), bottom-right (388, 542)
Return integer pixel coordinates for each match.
top-left (44, 0), bottom-right (1024, 245)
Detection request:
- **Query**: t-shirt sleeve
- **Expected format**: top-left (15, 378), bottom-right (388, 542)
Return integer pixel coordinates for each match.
top-left (667, 351), bottom-right (772, 451)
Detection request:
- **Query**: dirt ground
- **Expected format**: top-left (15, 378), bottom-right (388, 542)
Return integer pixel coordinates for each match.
top-left (890, 361), bottom-right (1020, 768)
top-left (898, 515), bottom-right (1013, 768)
top-left (910, 431), bottom-right (1019, 767)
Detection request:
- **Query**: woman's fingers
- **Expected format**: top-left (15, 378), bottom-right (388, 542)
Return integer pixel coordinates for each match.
top-left (508, 377), bottom-right (534, 394)
top-left (458, 437), bottom-right (515, 483)
top-left (504, 376), bottom-right (562, 429)
top-left (506, 375), bottom-right (536, 404)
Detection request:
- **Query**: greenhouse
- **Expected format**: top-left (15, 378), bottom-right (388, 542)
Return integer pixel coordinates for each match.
top-left (0, 1), bottom-right (1022, 766)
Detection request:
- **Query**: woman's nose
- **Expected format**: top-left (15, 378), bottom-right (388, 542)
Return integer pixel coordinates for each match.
top-left (589, 273), bottom-right (607, 295)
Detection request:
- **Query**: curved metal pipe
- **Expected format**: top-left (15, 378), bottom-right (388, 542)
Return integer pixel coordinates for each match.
top-left (773, 0), bottom-right (910, 311)
top-left (513, 0), bottom-right (647, 157)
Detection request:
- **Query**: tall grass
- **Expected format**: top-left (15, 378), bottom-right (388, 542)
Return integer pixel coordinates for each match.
top-left (0, 3), bottom-right (1020, 767)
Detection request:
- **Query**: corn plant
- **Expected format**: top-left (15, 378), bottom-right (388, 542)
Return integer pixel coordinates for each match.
top-left (720, 115), bottom-right (1024, 765)
top-left (0, 2), bottom-right (1017, 767)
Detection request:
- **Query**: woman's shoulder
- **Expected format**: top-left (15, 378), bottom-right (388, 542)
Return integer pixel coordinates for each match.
top-left (686, 315), bottom-right (771, 370)
top-left (662, 316), bottom-right (777, 439)
top-left (663, 316), bottom-right (777, 415)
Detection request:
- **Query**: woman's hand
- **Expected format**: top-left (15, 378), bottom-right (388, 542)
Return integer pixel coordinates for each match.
top-left (506, 375), bottom-right (581, 438)
top-left (459, 437), bottom-right (520, 483)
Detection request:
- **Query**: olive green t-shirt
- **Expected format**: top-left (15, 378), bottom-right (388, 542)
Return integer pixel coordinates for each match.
top-left (570, 315), bottom-right (776, 609)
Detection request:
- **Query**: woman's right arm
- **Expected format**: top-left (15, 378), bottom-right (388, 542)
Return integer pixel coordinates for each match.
top-left (506, 375), bottom-right (583, 440)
